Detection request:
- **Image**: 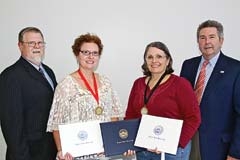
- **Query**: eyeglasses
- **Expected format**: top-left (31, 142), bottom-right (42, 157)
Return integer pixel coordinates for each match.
top-left (146, 55), bottom-right (167, 61)
top-left (80, 50), bottom-right (100, 57)
top-left (22, 41), bottom-right (46, 47)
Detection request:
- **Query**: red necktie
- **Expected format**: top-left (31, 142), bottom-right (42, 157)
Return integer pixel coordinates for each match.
top-left (189, 60), bottom-right (209, 160)
top-left (195, 60), bottom-right (209, 103)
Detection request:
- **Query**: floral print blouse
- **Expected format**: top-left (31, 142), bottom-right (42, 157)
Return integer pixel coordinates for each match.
top-left (47, 74), bottom-right (123, 132)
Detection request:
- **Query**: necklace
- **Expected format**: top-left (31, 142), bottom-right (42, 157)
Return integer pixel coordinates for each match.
top-left (141, 71), bottom-right (168, 115)
top-left (78, 69), bottom-right (103, 115)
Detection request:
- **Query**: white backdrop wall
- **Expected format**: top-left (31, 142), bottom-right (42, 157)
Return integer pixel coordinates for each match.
top-left (1, 0), bottom-right (240, 158)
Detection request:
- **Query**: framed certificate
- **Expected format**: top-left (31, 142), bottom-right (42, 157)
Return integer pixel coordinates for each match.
top-left (59, 120), bottom-right (104, 157)
top-left (134, 115), bottom-right (183, 155)
top-left (100, 118), bottom-right (144, 157)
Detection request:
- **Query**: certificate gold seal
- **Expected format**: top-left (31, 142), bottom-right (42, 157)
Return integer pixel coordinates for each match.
top-left (119, 129), bottom-right (128, 139)
top-left (141, 105), bottom-right (148, 115)
top-left (95, 106), bottom-right (103, 115)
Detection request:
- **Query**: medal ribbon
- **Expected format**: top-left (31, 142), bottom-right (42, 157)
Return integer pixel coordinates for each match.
top-left (78, 69), bottom-right (99, 104)
top-left (144, 71), bottom-right (167, 106)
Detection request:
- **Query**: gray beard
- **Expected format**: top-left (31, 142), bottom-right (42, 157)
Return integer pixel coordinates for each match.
top-left (34, 55), bottom-right (44, 64)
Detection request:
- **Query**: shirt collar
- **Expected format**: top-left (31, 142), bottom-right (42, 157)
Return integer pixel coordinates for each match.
top-left (22, 56), bottom-right (43, 70)
top-left (200, 52), bottom-right (220, 67)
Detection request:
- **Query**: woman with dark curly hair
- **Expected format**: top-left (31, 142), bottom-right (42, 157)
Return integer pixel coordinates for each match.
top-left (47, 33), bottom-right (123, 160)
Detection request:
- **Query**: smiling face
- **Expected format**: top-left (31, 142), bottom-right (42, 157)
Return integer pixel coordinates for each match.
top-left (18, 31), bottom-right (45, 66)
top-left (198, 27), bottom-right (224, 60)
top-left (145, 47), bottom-right (169, 76)
top-left (77, 42), bottom-right (100, 71)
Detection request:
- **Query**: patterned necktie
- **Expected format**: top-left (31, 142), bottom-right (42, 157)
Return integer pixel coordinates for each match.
top-left (195, 60), bottom-right (209, 103)
top-left (189, 60), bottom-right (209, 160)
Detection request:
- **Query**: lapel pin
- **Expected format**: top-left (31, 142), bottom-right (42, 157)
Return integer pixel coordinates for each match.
top-left (220, 70), bottom-right (224, 73)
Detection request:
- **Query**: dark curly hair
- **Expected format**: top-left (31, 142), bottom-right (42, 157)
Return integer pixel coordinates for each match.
top-left (72, 33), bottom-right (103, 57)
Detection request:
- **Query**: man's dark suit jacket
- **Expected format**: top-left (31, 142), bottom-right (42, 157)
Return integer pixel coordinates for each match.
top-left (0, 57), bottom-right (57, 160)
top-left (180, 52), bottom-right (240, 160)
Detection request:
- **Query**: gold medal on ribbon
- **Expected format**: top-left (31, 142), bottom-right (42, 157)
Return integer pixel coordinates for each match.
top-left (95, 106), bottom-right (103, 115)
top-left (78, 70), bottom-right (102, 116)
top-left (141, 105), bottom-right (148, 115)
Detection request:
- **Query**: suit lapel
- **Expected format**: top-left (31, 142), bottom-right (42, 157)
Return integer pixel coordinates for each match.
top-left (190, 58), bottom-right (201, 88)
top-left (202, 53), bottom-right (226, 100)
top-left (42, 64), bottom-right (57, 88)
top-left (19, 57), bottom-right (54, 92)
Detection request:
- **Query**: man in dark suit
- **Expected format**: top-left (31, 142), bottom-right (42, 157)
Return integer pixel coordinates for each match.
top-left (0, 27), bottom-right (57, 160)
top-left (180, 20), bottom-right (240, 160)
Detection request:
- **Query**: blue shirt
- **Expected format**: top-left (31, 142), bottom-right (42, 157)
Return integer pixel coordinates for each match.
top-left (195, 52), bottom-right (220, 92)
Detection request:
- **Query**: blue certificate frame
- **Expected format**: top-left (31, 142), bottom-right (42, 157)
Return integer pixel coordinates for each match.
top-left (100, 118), bottom-right (144, 157)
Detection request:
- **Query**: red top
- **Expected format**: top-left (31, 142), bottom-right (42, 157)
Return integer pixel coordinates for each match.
top-left (125, 74), bottom-right (201, 148)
